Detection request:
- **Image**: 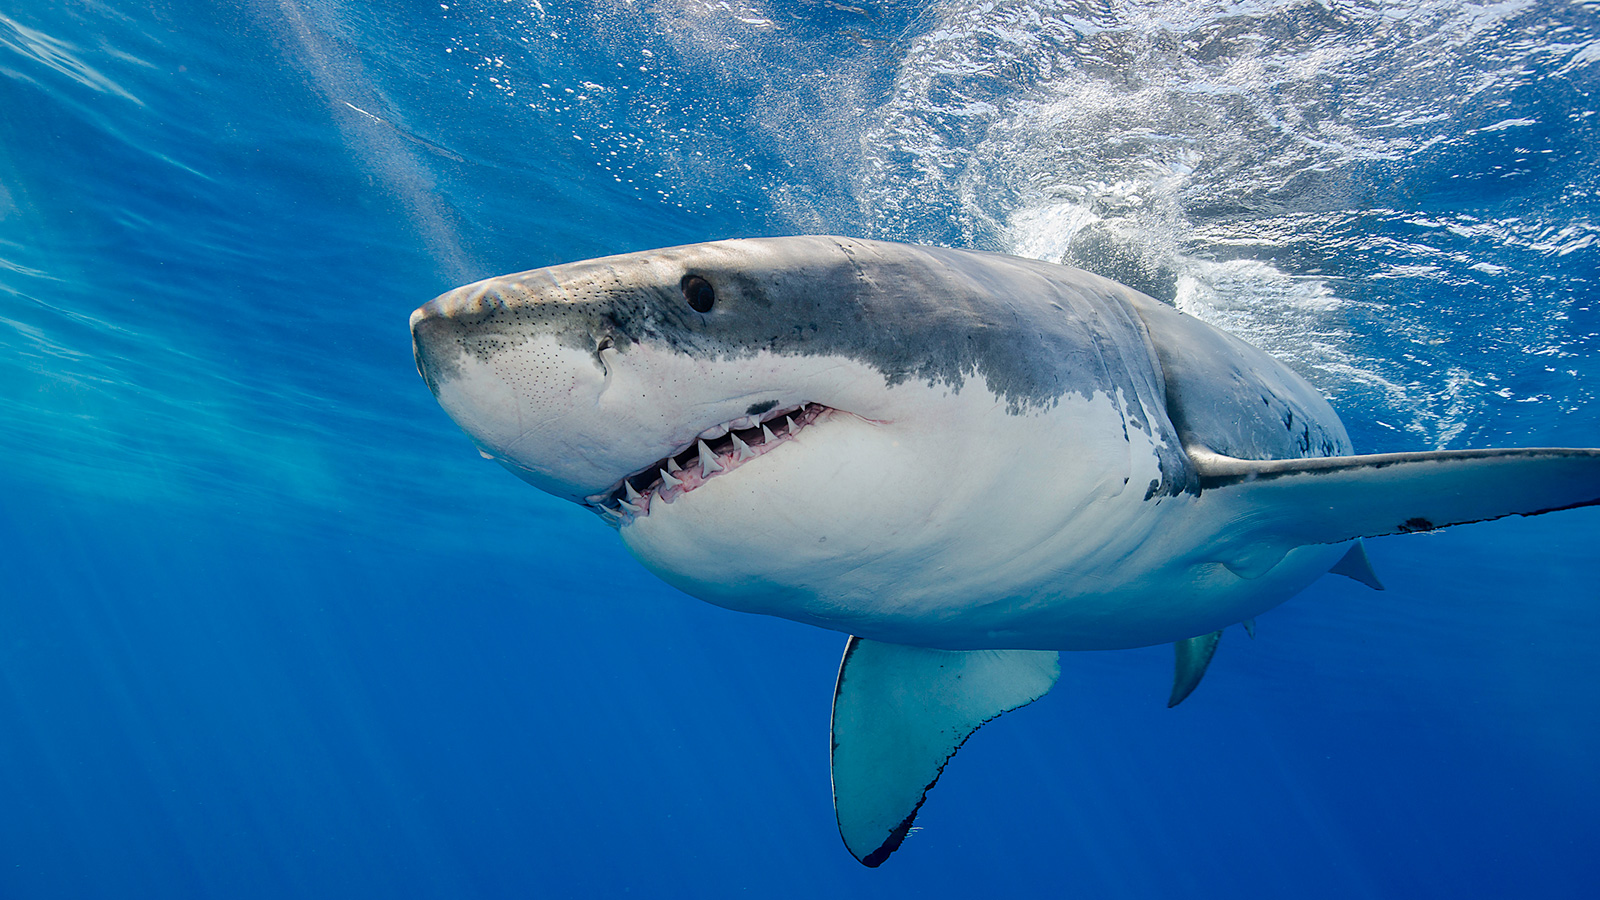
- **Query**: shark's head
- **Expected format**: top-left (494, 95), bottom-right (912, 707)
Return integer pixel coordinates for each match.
top-left (410, 236), bottom-right (1179, 637)
top-left (411, 237), bottom-right (907, 509)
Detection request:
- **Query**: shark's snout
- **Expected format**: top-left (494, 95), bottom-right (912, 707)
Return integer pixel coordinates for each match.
top-left (408, 278), bottom-right (649, 503)
top-left (411, 309), bottom-right (479, 400)
top-left (408, 282), bottom-right (532, 394)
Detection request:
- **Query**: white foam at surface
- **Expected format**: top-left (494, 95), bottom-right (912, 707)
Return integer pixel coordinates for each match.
top-left (843, 0), bottom-right (1599, 449)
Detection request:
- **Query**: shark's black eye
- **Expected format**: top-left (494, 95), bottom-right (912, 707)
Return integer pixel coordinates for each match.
top-left (681, 275), bottom-right (715, 313)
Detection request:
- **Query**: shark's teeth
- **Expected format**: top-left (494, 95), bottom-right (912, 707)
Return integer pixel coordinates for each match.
top-left (599, 402), bottom-right (833, 524)
top-left (698, 440), bottom-right (725, 476)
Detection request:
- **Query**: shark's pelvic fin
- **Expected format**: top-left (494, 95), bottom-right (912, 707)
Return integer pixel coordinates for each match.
top-left (1328, 540), bottom-right (1385, 590)
top-left (830, 636), bottom-right (1059, 867)
top-left (1241, 618), bottom-right (1256, 639)
top-left (1168, 630), bottom-right (1223, 708)
top-left (1189, 447), bottom-right (1600, 544)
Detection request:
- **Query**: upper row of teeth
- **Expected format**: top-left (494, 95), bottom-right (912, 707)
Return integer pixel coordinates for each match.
top-left (595, 405), bottom-right (814, 518)
top-left (697, 412), bottom-right (774, 441)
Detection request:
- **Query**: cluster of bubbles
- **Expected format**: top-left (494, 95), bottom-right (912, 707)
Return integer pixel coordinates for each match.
top-left (848, 0), bottom-right (1600, 449)
top-left (426, 0), bottom-right (907, 222)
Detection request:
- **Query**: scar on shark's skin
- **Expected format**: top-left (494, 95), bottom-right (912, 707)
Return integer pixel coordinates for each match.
top-left (412, 235), bottom-right (1600, 867)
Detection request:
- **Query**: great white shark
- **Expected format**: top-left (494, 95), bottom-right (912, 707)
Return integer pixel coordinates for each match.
top-left (409, 236), bottom-right (1600, 866)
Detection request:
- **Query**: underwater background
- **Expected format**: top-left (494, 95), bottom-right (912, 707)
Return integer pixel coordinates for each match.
top-left (2, 1), bottom-right (1597, 896)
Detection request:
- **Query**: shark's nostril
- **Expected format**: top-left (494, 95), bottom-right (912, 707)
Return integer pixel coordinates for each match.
top-left (594, 335), bottom-right (617, 381)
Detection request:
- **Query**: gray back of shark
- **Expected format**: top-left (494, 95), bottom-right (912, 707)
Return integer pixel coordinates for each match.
top-left (413, 236), bottom-right (1348, 501)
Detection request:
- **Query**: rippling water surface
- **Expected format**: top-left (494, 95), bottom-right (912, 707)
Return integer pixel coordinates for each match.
top-left (2, 2), bottom-right (1597, 897)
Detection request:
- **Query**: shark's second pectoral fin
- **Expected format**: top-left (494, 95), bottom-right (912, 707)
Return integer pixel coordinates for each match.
top-left (1328, 540), bottom-right (1385, 590)
top-left (1191, 447), bottom-right (1600, 546)
top-left (1168, 630), bottom-right (1222, 708)
top-left (830, 637), bottom-right (1059, 867)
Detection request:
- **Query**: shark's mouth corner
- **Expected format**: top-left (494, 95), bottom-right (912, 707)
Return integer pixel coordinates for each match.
top-left (587, 402), bottom-right (835, 525)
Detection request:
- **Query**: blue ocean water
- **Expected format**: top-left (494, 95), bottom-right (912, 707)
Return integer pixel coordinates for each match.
top-left (2, 0), bottom-right (1597, 896)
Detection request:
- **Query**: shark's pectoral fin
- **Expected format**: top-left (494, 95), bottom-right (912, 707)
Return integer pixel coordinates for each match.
top-left (1190, 447), bottom-right (1600, 545)
top-left (1328, 540), bottom-right (1385, 590)
top-left (1168, 630), bottom-right (1222, 708)
top-left (830, 636), bottom-right (1059, 867)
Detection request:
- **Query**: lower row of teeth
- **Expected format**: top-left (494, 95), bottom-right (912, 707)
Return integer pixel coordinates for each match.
top-left (600, 404), bottom-right (824, 521)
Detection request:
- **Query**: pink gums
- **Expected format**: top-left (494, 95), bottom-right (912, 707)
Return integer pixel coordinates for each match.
top-left (598, 402), bottom-right (832, 525)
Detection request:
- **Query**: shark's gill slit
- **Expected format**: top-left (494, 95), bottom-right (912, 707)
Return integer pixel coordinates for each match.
top-left (595, 402), bottom-right (831, 522)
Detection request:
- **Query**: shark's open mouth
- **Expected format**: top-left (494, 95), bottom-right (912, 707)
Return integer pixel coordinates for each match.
top-left (588, 402), bottom-right (833, 524)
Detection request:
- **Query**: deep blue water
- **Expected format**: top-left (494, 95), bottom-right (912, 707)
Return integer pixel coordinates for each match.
top-left (2, 1), bottom-right (1598, 897)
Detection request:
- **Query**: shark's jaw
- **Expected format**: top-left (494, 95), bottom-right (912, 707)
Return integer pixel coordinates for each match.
top-left (410, 299), bottom-right (1168, 648)
top-left (585, 402), bottom-right (835, 526)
